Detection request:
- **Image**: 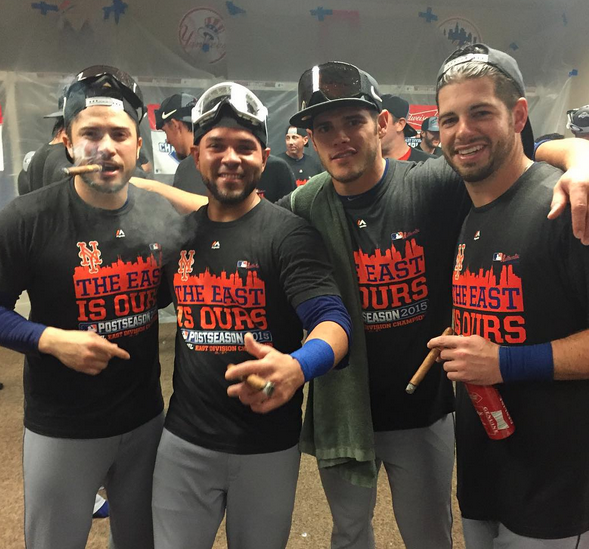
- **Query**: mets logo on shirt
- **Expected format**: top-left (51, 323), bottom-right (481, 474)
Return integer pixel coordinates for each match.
top-left (454, 243), bottom-right (466, 280)
top-left (178, 250), bottom-right (195, 281)
top-left (77, 241), bottom-right (103, 274)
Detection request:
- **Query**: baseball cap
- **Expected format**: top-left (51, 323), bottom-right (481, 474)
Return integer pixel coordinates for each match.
top-left (421, 117), bottom-right (439, 133)
top-left (290, 62), bottom-right (383, 129)
top-left (381, 95), bottom-right (417, 137)
top-left (155, 93), bottom-right (197, 130)
top-left (192, 82), bottom-right (268, 147)
top-left (567, 106), bottom-right (589, 136)
top-left (44, 94), bottom-right (65, 119)
top-left (437, 43), bottom-right (534, 159)
top-left (63, 65), bottom-right (145, 126)
top-left (285, 125), bottom-right (309, 146)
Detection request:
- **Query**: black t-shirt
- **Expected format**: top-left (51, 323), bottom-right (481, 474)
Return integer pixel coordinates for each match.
top-left (452, 162), bottom-right (589, 539)
top-left (164, 198), bottom-right (341, 454)
top-left (277, 152), bottom-right (323, 187)
top-left (417, 143), bottom-right (443, 157)
top-left (257, 155), bottom-right (296, 203)
top-left (0, 181), bottom-right (183, 438)
top-left (407, 147), bottom-right (434, 162)
top-left (338, 158), bottom-right (469, 430)
top-left (172, 156), bottom-right (208, 196)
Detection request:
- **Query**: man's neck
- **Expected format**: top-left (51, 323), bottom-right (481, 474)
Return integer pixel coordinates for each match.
top-left (383, 140), bottom-right (410, 160)
top-left (420, 141), bottom-right (436, 154)
top-left (466, 149), bottom-right (532, 208)
top-left (74, 177), bottom-right (129, 210)
top-left (286, 151), bottom-right (303, 161)
top-left (332, 157), bottom-right (387, 196)
top-left (207, 191), bottom-right (261, 222)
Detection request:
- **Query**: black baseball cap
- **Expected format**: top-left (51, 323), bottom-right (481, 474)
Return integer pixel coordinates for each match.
top-left (155, 93), bottom-right (197, 130)
top-left (63, 65), bottom-right (145, 126)
top-left (290, 62), bottom-right (383, 129)
top-left (285, 125), bottom-right (309, 146)
top-left (421, 116), bottom-right (439, 133)
top-left (381, 95), bottom-right (417, 137)
top-left (437, 43), bottom-right (534, 159)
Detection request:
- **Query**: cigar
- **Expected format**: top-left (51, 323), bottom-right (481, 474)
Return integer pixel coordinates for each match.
top-left (227, 364), bottom-right (275, 397)
top-left (62, 164), bottom-right (102, 176)
top-left (406, 327), bottom-right (454, 394)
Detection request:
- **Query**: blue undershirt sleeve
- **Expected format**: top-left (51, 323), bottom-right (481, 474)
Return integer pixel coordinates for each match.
top-left (0, 306), bottom-right (46, 354)
top-left (295, 295), bottom-right (352, 370)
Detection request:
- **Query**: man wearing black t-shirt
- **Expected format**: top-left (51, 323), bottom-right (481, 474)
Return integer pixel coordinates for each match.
top-left (0, 66), bottom-right (181, 548)
top-left (278, 125), bottom-right (323, 186)
top-left (155, 92), bottom-right (208, 195)
top-left (418, 116), bottom-right (443, 157)
top-left (429, 44), bottom-right (589, 548)
top-left (279, 62), bottom-right (589, 549)
top-left (151, 82), bottom-right (351, 549)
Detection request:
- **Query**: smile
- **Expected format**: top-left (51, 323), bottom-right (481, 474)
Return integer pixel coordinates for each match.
top-left (331, 149), bottom-right (356, 160)
top-left (455, 144), bottom-right (485, 157)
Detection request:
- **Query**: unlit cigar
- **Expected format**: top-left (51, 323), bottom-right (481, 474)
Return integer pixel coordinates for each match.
top-left (62, 164), bottom-right (102, 176)
top-left (406, 327), bottom-right (454, 394)
top-left (227, 364), bottom-right (275, 397)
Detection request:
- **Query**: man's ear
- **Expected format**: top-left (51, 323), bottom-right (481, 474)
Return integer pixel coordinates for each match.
top-left (191, 145), bottom-right (200, 169)
top-left (136, 135), bottom-right (143, 161)
top-left (513, 97), bottom-right (529, 134)
top-left (377, 110), bottom-right (389, 138)
top-left (63, 132), bottom-right (74, 160)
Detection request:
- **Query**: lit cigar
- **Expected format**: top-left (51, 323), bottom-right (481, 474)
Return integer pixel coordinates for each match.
top-left (227, 364), bottom-right (275, 397)
top-left (62, 164), bottom-right (102, 176)
top-left (406, 327), bottom-right (454, 394)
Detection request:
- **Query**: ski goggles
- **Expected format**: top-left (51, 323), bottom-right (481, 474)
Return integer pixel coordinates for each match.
top-left (192, 82), bottom-right (268, 145)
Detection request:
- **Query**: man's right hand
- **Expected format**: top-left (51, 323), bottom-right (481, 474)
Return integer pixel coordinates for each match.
top-left (38, 327), bottom-right (130, 375)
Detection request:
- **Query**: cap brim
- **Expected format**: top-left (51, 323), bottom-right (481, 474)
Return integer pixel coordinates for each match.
top-left (44, 111), bottom-right (64, 119)
top-left (403, 123), bottom-right (417, 138)
top-left (290, 98), bottom-right (379, 129)
top-left (521, 118), bottom-right (534, 160)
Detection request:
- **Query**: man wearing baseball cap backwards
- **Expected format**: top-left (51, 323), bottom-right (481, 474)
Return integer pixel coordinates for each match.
top-left (151, 81), bottom-right (351, 549)
top-left (279, 60), bottom-right (589, 549)
top-left (428, 43), bottom-right (589, 548)
top-left (155, 92), bottom-right (208, 195)
top-left (567, 105), bottom-right (589, 141)
top-left (0, 65), bottom-right (183, 548)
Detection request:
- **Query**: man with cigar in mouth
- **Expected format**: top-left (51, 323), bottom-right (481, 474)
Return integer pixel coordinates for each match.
top-left (151, 81), bottom-right (351, 549)
top-left (428, 43), bottom-right (589, 548)
top-left (0, 65), bottom-right (181, 548)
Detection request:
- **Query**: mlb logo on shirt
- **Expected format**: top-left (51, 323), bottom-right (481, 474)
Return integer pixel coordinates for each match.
top-left (391, 232), bottom-right (404, 241)
top-left (493, 252), bottom-right (504, 261)
top-left (237, 260), bottom-right (249, 269)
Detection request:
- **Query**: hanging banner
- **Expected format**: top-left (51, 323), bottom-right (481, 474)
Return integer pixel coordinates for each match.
top-left (147, 104), bottom-right (180, 176)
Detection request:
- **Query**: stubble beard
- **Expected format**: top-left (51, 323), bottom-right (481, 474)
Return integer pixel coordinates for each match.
top-left (203, 172), bottom-right (260, 205)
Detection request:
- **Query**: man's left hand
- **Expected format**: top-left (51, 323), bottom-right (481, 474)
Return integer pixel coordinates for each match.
top-left (226, 333), bottom-right (305, 413)
top-left (427, 334), bottom-right (503, 385)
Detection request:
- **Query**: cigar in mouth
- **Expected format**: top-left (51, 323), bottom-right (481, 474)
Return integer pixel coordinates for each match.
top-left (227, 364), bottom-right (275, 397)
top-left (406, 327), bottom-right (454, 394)
top-left (62, 164), bottom-right (103, 176)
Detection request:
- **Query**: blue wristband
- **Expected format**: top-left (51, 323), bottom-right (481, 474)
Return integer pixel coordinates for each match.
top-left (499, 343), bottom-right (554, 383)
top-left (291, 339), bottom-right (335, 382)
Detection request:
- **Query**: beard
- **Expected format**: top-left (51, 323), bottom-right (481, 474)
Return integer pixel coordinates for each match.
top-left (203, 173), bottom-right (260, 205)
top-left (444, 131), bottom-right (515, 183)
top-left (79, 172), bottom-right (129, 194)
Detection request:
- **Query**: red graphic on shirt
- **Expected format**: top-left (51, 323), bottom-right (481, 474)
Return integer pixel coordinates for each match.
top-left (354, 238), bottom-right (429, 330)
top-left (173, 264), bottom-right (271, 352)
top-left (296, 178), bottom-right (307, 187)
top-left (73, 254), bottom-right (161, 339)
top-left (77, 241), bottom-right (103, 274)
top-left (453, 264), bottom-right (526, 344)
top-left (178, 250), bottom-right (195, 281)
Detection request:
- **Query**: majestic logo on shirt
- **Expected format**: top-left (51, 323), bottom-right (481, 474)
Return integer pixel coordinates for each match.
top-left (116, 229), bottom-right (126, 238)
top-left (454, 243), bottom-right (466, 280)
top-left (474, 230), bottom-right (480, 241)
top-left (178, 250), bottom-right (195, 281)
top-left (211, 241), bottom-right (221, 249)
top-left (357, 219), bottom-right (367, 229)
top-left (77, 241), bottom-right (103, 274)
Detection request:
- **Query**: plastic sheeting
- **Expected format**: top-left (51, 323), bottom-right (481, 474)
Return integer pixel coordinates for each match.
top-left (0, 0), bottom-right (586, 207)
